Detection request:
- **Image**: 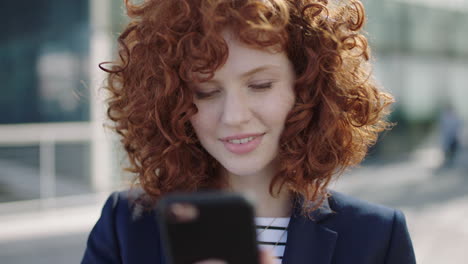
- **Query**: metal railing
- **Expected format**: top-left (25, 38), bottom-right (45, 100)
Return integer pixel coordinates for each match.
top-left (0, 122), bottom-right (92, 207)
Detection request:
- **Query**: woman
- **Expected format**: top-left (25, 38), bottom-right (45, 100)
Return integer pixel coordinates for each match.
top-left (82, 0), bottom-right (416, 263)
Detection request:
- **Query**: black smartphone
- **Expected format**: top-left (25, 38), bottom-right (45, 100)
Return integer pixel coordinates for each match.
top-left (157, 192), bottom-right (260, 264)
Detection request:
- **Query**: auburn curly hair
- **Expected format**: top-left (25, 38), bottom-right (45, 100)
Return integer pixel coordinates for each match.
top-left (101, 0), bottom-right (393, 213)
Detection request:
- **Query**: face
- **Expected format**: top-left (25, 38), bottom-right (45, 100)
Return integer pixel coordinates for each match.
top-left (190, 32), bottom-right (295, 180)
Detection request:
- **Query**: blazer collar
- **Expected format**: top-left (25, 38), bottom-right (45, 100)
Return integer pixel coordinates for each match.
top-left (282, 194), bottom-right (338, 264)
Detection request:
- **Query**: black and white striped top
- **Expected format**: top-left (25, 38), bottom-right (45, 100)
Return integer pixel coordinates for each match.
top-left (255, 217), bottom-right (290, 264)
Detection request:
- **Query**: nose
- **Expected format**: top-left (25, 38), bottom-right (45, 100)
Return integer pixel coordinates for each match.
top-left (220, 90), bottom-right (253, 126)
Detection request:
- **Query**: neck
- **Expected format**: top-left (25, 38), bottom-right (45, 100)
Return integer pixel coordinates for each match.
top-left (226, 169), bottom-right (292, 218)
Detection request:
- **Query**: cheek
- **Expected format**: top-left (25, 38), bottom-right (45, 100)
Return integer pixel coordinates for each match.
top-left (190, 104), bottom-right (217, 136)
top-left (189, 115), bottom-right (204, 136)
top-left (261, 91), bottom-right (295, 124)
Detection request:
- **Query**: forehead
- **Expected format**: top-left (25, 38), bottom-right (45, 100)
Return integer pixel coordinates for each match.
top-left (211, 31), bottom-right (291, 79)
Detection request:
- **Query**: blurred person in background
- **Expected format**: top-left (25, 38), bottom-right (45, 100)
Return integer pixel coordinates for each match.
top-left (82, 0), bottom-right (416, 263)
top-left (439, 104), bottom-right (462, 168)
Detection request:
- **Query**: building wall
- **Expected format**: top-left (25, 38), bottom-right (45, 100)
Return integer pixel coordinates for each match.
top-left (0, 0), bottom-right (94, 204)
top-left (1, 0), bottom-right (90, 124)
top-left (363, 0), bottom-right (468, 156)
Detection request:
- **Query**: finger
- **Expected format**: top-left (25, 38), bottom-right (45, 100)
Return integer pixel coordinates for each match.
top-left (259, 249), bottom-right (276, 264)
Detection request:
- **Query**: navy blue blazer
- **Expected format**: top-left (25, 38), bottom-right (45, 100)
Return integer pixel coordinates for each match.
top-left (82, 190), bottom-right (416, 264)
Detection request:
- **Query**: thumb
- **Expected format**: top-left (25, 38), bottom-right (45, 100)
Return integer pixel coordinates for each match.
top-left (259, 249), bottom-right (276, 264)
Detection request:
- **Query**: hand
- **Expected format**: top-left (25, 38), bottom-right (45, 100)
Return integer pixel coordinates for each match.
top-left (194, 249), bottom-right (276, 264)
top-left (259, 249), bottom-right (276, 264)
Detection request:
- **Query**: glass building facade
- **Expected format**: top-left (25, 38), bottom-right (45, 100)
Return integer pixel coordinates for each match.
top-left (0, 0), bottom-right (94, 205)
top-left (1, 0), bottom-right (90, 124)
top-left (363, 0), bottom-right (468, 157)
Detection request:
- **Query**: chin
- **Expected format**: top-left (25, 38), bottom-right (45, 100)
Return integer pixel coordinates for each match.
top-left (221, 160), bottom-right (271, 178)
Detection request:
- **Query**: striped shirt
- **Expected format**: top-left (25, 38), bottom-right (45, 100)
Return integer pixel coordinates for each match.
top-left (255, 217), bottom-right (290, 264)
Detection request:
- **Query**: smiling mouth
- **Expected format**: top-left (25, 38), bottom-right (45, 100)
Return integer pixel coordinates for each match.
top-left (220, 133), bottom-right (265, 155)
top-left (226, 136), bottom-right (257, 144)
top-left (219, 133), bottom-right (265, 142)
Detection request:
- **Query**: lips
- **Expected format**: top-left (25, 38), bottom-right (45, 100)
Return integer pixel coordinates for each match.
top-left (219, 133), bottom-right (265, 155)
top-left (219, 133), bottom-right (265, 141)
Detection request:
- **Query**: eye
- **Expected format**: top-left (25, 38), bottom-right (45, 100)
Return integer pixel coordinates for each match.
top-left (249, 81), bottom-right (274, 90)
top-left (194, 90), bottom-right (219, 99)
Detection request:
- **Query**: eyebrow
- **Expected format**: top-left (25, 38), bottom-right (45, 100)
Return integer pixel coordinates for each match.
top-left (239, 65), bottom-right (281, 79)
top-left (203, 65), bottom-right (281, 85)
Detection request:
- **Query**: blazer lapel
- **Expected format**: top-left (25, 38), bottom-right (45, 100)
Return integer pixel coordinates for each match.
top-left (282, 196), bottom-right (338, 264)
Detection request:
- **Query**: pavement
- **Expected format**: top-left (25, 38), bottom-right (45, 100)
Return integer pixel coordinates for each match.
top-left (0, 146), bottom-right (467, 263)
top-left (0, 195), bottom-right (106, 264)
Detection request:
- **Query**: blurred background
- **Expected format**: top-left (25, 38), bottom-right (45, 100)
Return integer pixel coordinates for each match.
top-left (0, 0), bottom-right (467, 263)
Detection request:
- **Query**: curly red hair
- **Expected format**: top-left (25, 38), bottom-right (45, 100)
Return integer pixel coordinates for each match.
top-left (101, 0), bottom-right (393, 213)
